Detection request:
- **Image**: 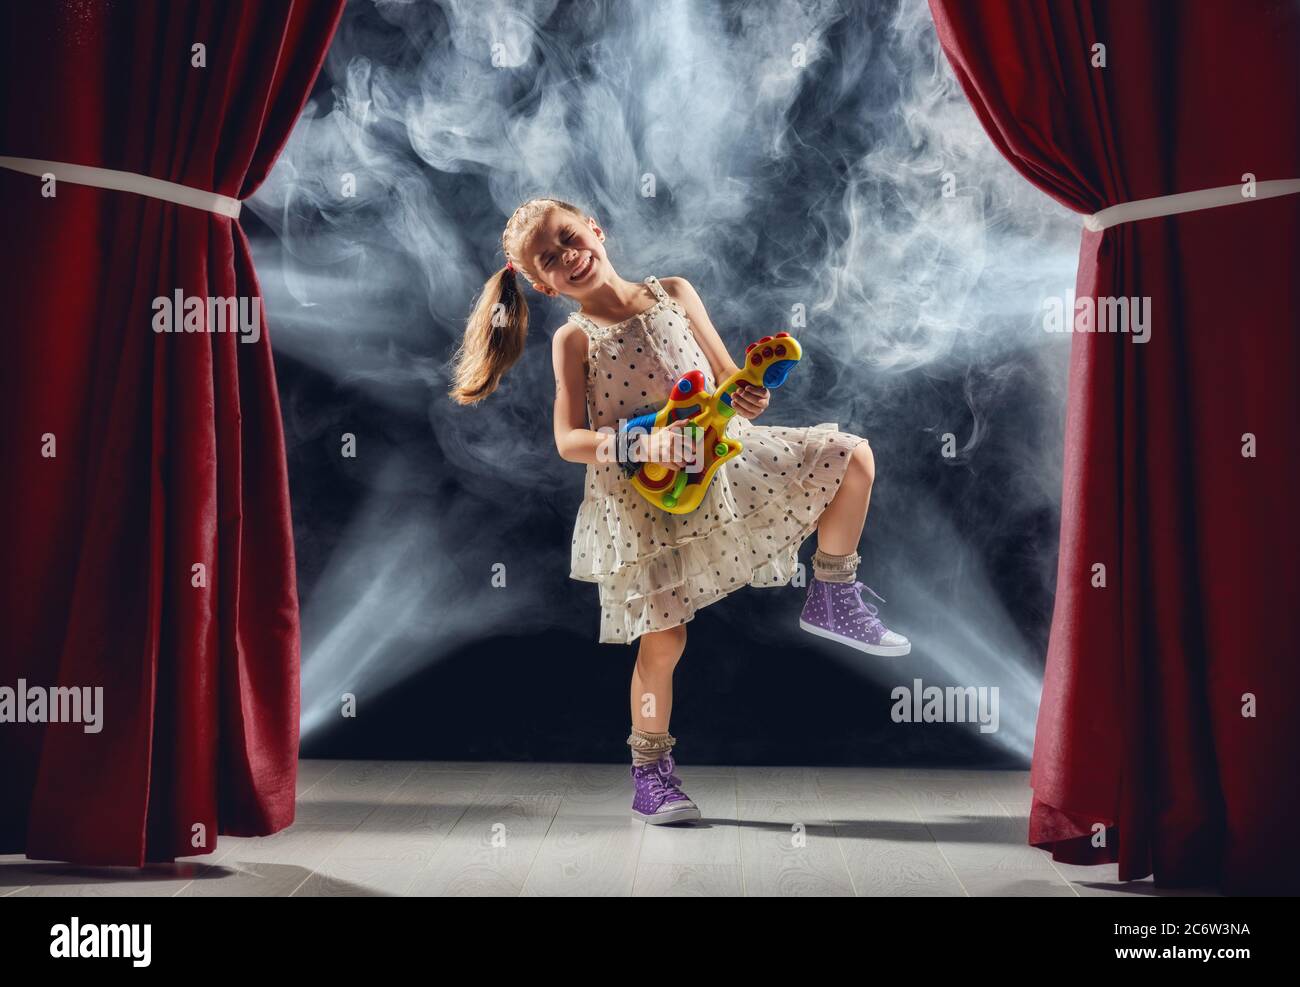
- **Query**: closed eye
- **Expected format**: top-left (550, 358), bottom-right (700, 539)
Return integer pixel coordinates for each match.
top-left (544, 230), bottom-right (574, 269)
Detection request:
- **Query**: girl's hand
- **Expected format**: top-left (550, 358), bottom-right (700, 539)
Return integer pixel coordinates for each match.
top-left (730, 380), bottom-right (769, 419)
top-left (643, 418), bottom-right (696, 469)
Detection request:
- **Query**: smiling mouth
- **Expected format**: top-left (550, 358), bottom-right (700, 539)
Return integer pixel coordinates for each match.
top-left (568, 254), bottom-right (594, 281)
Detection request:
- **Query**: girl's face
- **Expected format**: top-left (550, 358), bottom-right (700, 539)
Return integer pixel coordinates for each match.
top-left (523, 210), bottom-right (610, 300)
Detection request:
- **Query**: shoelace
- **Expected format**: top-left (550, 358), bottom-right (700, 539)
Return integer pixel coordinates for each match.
top-left (846, 581), bottom-right (887, 638)
top-left (640, 757), bottom-right (686, 801)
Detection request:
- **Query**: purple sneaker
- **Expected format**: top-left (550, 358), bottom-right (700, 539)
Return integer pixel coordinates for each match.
top-left (799, 578), bottom-right (911, 656)
top-left (630, 751), bottom-right (701, 825)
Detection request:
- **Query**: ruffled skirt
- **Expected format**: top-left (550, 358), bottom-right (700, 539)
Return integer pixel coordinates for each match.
top-left (569, 419), bottom-right (868, 644)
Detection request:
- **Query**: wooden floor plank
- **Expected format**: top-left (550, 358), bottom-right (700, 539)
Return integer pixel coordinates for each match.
top-left (905, 773), bottom-right (1075, 897)
top-left (0, 760), bottom-right (1209, 897)
top-left (633, 863), bottom-right (744, 896)
top-left (736, 797), bottom-right (855, 896)
top-left (408, 793), bottom-right (563, 896)
top-left (519, 790), bottom-right (644, 897)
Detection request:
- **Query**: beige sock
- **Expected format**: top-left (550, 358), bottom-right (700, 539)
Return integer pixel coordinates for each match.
top-left (812, 547), bottom-right (861, 583)
top-left (628, 726), bottom-right (676, 766)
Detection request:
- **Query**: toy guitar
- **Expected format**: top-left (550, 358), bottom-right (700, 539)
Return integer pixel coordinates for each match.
top-left (624, 333), bottom-right (802, 514)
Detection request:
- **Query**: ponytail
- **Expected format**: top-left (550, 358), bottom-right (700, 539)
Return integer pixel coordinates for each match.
top-left (449, 264), bottom-right (530, 405)
top-left (450, 196), bottom-right (587, 405)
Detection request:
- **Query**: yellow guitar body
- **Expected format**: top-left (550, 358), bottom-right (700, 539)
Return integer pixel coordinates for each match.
top-left (628, 333), bottom-right (803, 514)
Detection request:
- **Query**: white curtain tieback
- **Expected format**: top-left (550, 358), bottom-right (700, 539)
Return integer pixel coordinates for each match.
top-left (0, 155), bottom-right (241, 218)
top-left (1084, 178), bottom-right (1300, 232)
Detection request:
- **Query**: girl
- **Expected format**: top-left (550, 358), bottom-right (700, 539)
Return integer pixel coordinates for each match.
top-left (450, 197), bottom-right (909, 825)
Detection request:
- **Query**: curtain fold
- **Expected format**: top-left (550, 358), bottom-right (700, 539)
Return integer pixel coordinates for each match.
top-left (0, 0), bottom-right (344, 865)
top-left (928, 0), bottom-right (1300, 893)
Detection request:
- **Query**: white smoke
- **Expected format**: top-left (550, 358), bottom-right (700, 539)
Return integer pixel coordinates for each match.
top-left (248, 0), bottom-right (1081, 761)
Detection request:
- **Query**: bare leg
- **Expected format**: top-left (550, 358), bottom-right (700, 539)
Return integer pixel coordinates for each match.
top-left (815, 442), bottom-right (875, 554)
top-left (630, 624), bottom-right (687, 734)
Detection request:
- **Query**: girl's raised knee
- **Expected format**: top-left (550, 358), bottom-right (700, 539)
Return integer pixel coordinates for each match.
top-left (851, 441), bottom-right (875, 486)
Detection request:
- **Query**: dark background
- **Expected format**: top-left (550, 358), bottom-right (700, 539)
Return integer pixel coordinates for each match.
top-left (244, 0), bottom-right (1082, 768)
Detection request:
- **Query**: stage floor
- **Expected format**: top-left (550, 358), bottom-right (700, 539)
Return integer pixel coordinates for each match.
top-left (0, 760), bottom-right (1219, 897)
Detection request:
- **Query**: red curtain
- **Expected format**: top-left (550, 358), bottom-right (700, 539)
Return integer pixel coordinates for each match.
top-left (928, 0), bottom-right (1300, 893)
top-left (0, 1), bottom-right (343, 865)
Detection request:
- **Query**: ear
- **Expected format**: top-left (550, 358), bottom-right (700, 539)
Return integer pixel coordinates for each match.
top-left (586, 216), bottom-right (604, 241)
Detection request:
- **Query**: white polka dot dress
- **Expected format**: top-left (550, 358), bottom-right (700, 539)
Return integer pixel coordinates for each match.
top-left (568, 275), bottom-right (868, 645)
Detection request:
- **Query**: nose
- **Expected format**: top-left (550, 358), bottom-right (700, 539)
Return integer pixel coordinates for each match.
top-left (563, 245), bottom-right (581, 265)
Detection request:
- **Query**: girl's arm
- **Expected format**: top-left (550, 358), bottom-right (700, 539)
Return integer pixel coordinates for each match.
top-left (660, 277), bottom-right (741, 382)
top-left (552, 321), bottom-right (618, 465)
top-left (661, 277), bottom-right (769, 419)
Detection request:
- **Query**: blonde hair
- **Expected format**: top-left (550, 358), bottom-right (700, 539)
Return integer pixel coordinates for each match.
top-left (448, 197), bottom-right (587, 405)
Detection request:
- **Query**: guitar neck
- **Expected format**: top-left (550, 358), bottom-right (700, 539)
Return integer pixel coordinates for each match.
top-left (711, 366), bottom-right (755, 415)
